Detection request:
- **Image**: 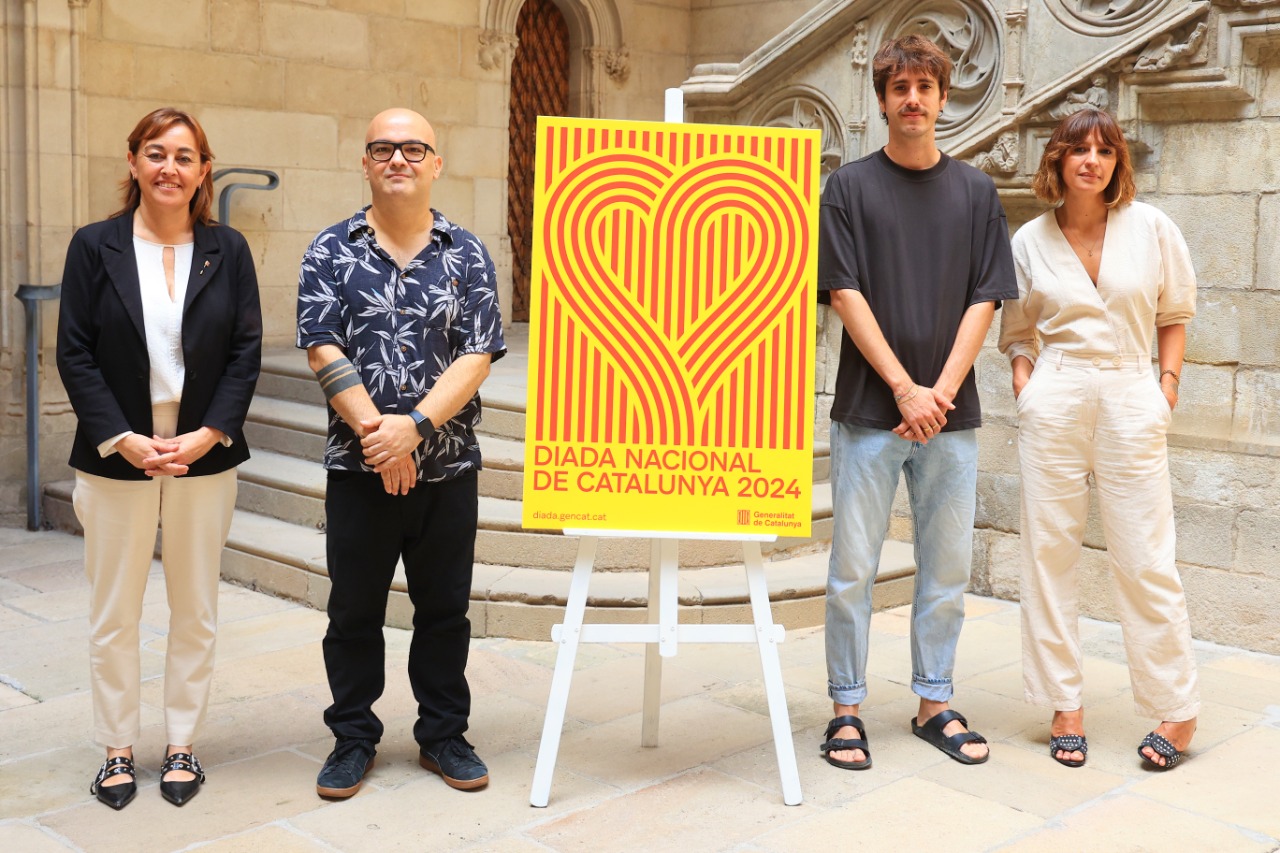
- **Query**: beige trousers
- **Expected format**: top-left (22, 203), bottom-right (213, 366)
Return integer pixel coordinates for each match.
top-left (1016, 348), bottom-right (1199, 721)
top-left (73, 403), bottom-right (238, 748)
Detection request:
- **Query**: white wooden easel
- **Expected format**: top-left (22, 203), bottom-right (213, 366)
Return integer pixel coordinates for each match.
top-left (529, 529), bottom-right (802, 807)
top-left (528, 89), bottom-right (802, 807)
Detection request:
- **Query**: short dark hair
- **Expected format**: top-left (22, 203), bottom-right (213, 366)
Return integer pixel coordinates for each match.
top-left (1032, 109), bottom-right (1136, 208)
top-left (872, 35), bottom-right (952, 103)
top-left (113, 107), bottom-right (216, 225)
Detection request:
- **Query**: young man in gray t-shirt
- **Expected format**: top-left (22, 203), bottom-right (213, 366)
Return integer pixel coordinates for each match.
top-left (816, 35), bottom-right (1017, 771)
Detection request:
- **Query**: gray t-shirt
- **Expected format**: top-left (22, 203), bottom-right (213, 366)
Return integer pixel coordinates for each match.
top-left (818, 149), bottom-right (1017, 432)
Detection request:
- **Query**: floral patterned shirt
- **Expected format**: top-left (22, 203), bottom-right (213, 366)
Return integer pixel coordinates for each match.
top-left (296, 207), bottom-right (506, 481)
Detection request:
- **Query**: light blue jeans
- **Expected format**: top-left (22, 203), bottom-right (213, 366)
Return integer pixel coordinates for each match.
top-left (826, 421), bottom-right (978, 705)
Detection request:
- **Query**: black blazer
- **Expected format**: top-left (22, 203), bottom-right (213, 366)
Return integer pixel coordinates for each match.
top-left (56, 212), bottom-right (262, 480)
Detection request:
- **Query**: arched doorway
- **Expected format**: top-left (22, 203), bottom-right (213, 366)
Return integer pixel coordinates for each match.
top-left (506, 0), bottom-right (570, 322)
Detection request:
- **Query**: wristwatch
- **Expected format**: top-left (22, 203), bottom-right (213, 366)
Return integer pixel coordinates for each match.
top-left (408, 410), bottom-right (435, 442)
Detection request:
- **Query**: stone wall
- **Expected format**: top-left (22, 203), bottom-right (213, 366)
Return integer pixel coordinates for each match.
top-left (4, 0), bottom-right (1278, 656)
top-left (967, 19), bottom-right (1280, 654)
top-left (686, 0), bottom-right (1280, 654)
top-left (689, 0), bottom-right (812, 65)
top-left (0, 0), bottom-right (696, 524)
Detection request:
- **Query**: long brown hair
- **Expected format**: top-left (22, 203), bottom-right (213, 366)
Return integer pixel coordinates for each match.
top-left (113, 107), bottom-right (216, 225)
top-left (1032, 109), bottom-right (1136, 208)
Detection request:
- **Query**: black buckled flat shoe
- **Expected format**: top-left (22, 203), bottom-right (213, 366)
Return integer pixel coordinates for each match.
top-left (316, 738), bottom-right (376, 799)
top-left (90, 755), bottom-right (137, 810)
top-left (419, 735), bottom-right (489, 791)
top-left (159, 751), bottom-right (205, 806)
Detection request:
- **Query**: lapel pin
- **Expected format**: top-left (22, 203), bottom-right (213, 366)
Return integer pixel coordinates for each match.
top-left (199, 260), bottom-right (210, 275)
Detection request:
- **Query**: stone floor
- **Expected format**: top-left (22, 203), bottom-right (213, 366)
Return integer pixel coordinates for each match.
top-left (2, 525), bottom-right (1278, 853)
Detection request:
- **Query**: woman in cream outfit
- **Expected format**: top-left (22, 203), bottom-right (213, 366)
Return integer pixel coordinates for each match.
top-left (999, 109), bottom-right (1198, 770)
top-left (57, 108), bottom-right (261, 808)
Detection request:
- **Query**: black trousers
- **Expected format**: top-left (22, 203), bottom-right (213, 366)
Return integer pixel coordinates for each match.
top-left (322, 469), bottom-right (477, 747)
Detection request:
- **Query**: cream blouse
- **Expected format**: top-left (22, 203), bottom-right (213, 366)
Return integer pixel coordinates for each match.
top-left (999, 201), bottom-right (1196, 366)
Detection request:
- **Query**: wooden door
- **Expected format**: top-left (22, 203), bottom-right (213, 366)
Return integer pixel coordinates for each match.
top-left (507, 0), bottom-right (570, 322)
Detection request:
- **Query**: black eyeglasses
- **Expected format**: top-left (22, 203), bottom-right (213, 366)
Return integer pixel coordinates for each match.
top-left (366, 140), bottom-right (435, 162)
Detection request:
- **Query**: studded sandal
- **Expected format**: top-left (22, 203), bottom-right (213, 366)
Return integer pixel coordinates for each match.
top-left (1137, 731), bottom-right (1185, 770)
top-left (1048, 733), bottom-right (1088, 768)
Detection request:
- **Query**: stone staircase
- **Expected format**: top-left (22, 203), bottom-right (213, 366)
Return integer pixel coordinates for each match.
top-left (43, 325), bottom-right (917, 638)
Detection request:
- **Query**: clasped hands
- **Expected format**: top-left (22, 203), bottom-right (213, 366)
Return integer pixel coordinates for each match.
top-left (892, 384), bottom-right (955, 444)
top-left (360, 413), bottom-right (422, 496)
top-left (117, 427), bottom-right (224, 477)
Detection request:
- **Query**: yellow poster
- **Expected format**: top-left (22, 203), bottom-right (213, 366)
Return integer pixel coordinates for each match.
top-left (522, 117), bottom-right (818, 536)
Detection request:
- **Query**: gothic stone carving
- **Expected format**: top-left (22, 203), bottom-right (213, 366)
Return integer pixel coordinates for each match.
top-left (885, 0), bottom-right (1001, 136)
top-left (602, 47), bottom-right (630, 83)
top-left (583, 47), bottom-right (630, 85)
top-left (1045, 0), bottom-right (1174, 35)
top-left (1038, 74), bottom-right (1111, 120)
top-left (972, 130), bottom-right (1019, 175)
top-left (478, 29), bottom-right (519, 71)
top-left (1125, 20), bottom-right (1209, 73)
top-left (754, 93), bottom-right (846, 181)
top-left (850, 20), bottom-right (869, 67)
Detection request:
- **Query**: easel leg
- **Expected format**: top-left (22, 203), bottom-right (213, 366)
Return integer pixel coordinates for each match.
top-left (743, 541), bottom-right (802, 806)
top-left (641, 539), bottom-right (664, 746)
top-left (530, 536), bottom-right (597, 807)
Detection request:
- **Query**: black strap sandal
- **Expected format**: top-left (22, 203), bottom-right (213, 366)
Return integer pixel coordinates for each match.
top-left (820, 714), bottom-right (872, 770)
top-left (912, 709), bottom-right (989, 765)
top-left (1049, 734), bottom-right (1088, 768)
top-left (159, 752), bottom-right (206, 807)
top-left (1137, 731), bottom-right (1184, 770)
top-left (90, 755), bottom-right (137, 810)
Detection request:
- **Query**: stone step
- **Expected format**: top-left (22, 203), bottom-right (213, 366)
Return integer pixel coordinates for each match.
top-left (257, 348), bottom-right (530, 438)
top-left (236, 450), bottom-right (327, 530)
top-left (242, 394), bottom-right (829, 495)
top-left (256, 351), bottom-right (324, 407)
top-left (244, 396), bottom-right (328, 461)
top-left (42, 480), bottom-right (914, 639)
top-left (232, 449), bottom-right (832, 568)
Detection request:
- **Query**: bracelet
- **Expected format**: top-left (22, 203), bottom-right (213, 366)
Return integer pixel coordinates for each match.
top-left (1159, 369), bottom-right (1180, 389)
top-left (893, 384), bottom-right (918, 405)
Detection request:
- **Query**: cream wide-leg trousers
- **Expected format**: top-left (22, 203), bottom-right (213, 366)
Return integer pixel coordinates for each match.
top-left (1016, 348), bottom-right (1199, 721)
top-left (72, 403), bottom-right (238, 748)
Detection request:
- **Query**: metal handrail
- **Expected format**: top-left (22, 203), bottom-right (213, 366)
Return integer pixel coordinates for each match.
top-left (15, 284), bottom-right (62, 530)
top-left (212, 168), bottom-right (279, 226)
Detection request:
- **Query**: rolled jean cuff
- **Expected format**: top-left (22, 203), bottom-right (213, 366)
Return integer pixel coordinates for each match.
top-left (911, 674), bottom-right (954, 702)
top-left (828, 681), bottom-right (866, 706)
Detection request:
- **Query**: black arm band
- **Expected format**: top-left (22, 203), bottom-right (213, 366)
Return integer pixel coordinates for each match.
top-left (316, 357), bottom-right (363, 402)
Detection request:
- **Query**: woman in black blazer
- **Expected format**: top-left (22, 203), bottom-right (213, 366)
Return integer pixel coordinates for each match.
top-left (56, 107), bottom-right (261, 810)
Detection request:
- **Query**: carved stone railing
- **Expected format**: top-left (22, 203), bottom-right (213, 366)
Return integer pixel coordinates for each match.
top-left (683, 0), bottom-right (1280, 195)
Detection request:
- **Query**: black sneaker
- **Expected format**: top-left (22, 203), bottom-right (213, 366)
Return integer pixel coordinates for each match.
top-left (316, 738), bottom-right (376, 799)
top-left (419, 736), bottom-right (489, 790)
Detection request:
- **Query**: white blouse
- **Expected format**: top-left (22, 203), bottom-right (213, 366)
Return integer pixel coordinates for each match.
top-left (135, 236), bottom-right (193, 404)
top-left (999, 201), bottom-right (1197, 366)
top-left (97, 238), bottom-right (193, 458)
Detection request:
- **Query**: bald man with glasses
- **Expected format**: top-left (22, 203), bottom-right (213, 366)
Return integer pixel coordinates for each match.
top-left (296, 109), bottom-right (506, 799)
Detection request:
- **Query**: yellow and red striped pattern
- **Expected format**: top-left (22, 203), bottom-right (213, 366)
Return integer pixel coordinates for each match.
top-left (531, 118), bottom-right (817, 449)
top-left (524, 117), bottom-right (818, 535)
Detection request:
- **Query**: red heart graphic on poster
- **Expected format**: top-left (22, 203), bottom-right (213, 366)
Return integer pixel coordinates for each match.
top-left (541, 149), bottom-right (810, 445)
